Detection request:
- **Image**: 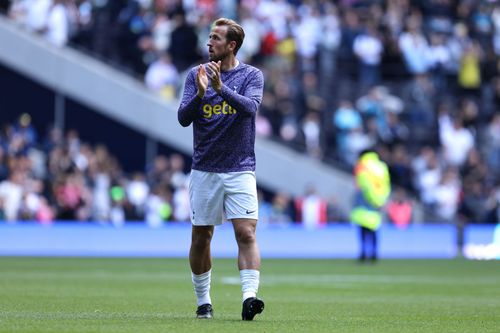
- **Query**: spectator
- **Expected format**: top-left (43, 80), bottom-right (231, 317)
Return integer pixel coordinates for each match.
top-left (458, 40), bottom-right (482, 98)
top-left (353, 21), bottom-right (384, 93)
top-left (426, 32), bottom-right (451, 90)
top-left (269, 192), bottom-right (294, 225)
top-left (383, 112), bottom-right (409, 146)
top-left (386, 187), bottom-right (412, 229)
top-left (53, 172), bottom-right (91, 221)
top-left (388, 144), bottom-right (413, 191)
top-left (13, 113), bottom-right (37, 148)
top-left (356, 86), bottom-right (391, 141)
top-left (19, 178), bottom-right (53, 223)
top-left (146, 154), bottom-right (170, 188)
top-left (459, 98), bottom-right (480, 131)
top-left (126, 172), bottom-right (149, 219)
top-left (413, 146), bottom-right (442, 207)
top-left (482, 112), bottom-right (500, 175)
top-left (326, 195), bottom-right (347, 223)
top-left (0, 196), bottom-right (6, 220)
top-left (144, 53), bottom-right (180, 99)
top-left (471, 3), bottom-right (494, 49)
top-left (169, 153), bottom-right (187, 189)
top-left (432, 167), bottom-right (461, 222)
top-left (337, 8), bottom-right (361, 87)
top-left (255, 111), bottom-right (273, 138)
top-left (35, 197), bottom-right (55, 224)
top-left (333, 100), bottom-right (362, 154)
top-left (447, 22), bottom-right (471, 75)
top-left (109, 183), bottom-right (126, 226)
top-left (172, 180), bottom-right (189, 222)
top-left (403, 73), bottom-right (436, 146)
top-left (168, 8), bottom-right (202, 73)
top-left (318, 2), bottom-right (341, 99)
top-left (0, 146), bottom-right (8, 181)
top-left (9, 0), bottom-right (51, 33)
top-left (43, 125), bottom-right (64, 153)
top-left (439, 113), bottom-right (475, 168)
top-left (295, 186), bottom-right (328, 229)
top-left (343, 127), bottom-right (376, 167)
top-left (482, 184), bottom-right (500, 224)
top-left (0, 171), bottom-right (23, 222)
top-left (398, 13), bottom-right (430, 75)
top-left (238, 8), bottom-right (263, 63)
top-left (293, 4), bottom-right (322, 72)
top-left (459, 178), bottom-right (488, 224)
top-left (145, 185), bottom-right (172, 227)
top-left (301, 111), bottom-right (322, 158)
top-left (91, 172), bottom-right (111, 222)
top-left (257, 190), bottom-right (273, 226)
top-left (45, 0), bottom-right (70, 47)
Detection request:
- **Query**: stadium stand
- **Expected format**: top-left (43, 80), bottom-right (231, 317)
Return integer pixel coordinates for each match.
top-left (0, 12), bottom-right (355, 224)
top-left (1, 0), bottom-right (499, 226)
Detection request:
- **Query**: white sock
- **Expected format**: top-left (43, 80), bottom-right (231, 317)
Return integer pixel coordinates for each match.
top-left (192, 269), bottom-right (212, 306)
top-left (240, 269), bottom-right (260, 302)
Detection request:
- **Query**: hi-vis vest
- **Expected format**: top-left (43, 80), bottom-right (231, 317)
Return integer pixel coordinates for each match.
top-left (350, 152), bottom-right (391, 230)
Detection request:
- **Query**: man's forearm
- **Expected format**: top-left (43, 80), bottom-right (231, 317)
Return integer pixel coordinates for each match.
top-left (219, 85), bottom-right (260, 115)
top-left (178, 95), bottom-right (202, 127)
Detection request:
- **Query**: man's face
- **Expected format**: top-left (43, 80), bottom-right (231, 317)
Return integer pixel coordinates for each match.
top-left (207, 25), bottom-right (233, 62)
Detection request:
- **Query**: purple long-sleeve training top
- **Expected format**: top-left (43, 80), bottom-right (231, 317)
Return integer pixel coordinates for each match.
top-left (178, 62), bottom-right (264, 173)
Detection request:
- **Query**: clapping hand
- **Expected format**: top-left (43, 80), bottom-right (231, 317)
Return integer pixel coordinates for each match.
top-left (196, 64), bottom-right (209, 98)
top-left (205, 61), bottom-right (222, 94)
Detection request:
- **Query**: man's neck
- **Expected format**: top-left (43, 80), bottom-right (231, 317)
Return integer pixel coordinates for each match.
top-left (220, 56), bottom-right (239, 72)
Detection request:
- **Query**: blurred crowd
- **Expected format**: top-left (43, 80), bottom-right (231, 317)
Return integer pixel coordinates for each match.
top-left (0, 114), bottom-right (349, 226)
top-left (0, 114), bottom-right (190, 225)
top-left (2, 0), bottom-right (500, 224)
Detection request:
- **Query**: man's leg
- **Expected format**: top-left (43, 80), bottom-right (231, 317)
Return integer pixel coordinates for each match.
top-left (359, 226), bottom-right (368, 262)
top-left (232, 218), bottom-right (264, 320)
top-left (370, 229), bottom-right (378, 262)
top-left (190, 225), bottom-right (214, 318)
top-left (232, 218), bottom-right (260, 271)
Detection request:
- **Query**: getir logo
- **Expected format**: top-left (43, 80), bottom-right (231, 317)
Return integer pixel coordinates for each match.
top-left (203, 101), bottom-right (237, 118)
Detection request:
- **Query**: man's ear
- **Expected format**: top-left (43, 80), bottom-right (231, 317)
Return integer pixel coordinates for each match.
top-left (228, 40), bottom-right (237, 53)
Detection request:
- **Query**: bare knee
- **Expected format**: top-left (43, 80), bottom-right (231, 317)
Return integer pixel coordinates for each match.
top-left (235, 227), bottom-right (256, 246)
top-left (191, 226), bottom-right (214, 250)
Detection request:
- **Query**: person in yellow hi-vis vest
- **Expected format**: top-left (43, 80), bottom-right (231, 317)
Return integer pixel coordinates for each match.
top-left (350, 149), bottom-right (391, 262)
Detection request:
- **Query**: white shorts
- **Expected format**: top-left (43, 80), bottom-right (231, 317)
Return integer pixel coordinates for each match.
top-left (188, 170), bottom-right (258, 226)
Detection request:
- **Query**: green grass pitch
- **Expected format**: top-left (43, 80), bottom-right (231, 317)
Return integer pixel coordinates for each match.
top-left (0, 257), bottom-right (499, 333)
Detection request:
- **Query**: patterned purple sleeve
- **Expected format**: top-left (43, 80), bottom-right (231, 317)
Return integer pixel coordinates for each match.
top-left (178, 69), bottom-right (201, 127)
top-left (219, 69), bottom-right (263, 115)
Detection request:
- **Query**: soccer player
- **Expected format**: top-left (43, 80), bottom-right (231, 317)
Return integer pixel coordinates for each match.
top-left (177, 18), bottom-right (265, 320)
